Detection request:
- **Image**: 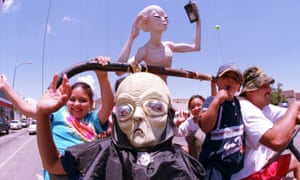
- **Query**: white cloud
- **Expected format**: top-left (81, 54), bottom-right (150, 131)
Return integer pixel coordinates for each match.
top-left (62, 16), bottom-right (79, 23)
top-left (46, 23), bottom-right (52, 34)
top-left (24, 97), bottom-right (37, 107)
top-left (76, 75), bottom-right (96, 92)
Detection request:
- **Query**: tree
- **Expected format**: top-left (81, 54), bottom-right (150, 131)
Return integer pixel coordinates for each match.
top-left (270, 82), bottom-right (286, 105)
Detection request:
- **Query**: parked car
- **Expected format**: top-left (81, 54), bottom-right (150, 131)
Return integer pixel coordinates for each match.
top-left (10, 120), bottom-right (22, 130)
top-left (21, 118), bottom-right (30, 128)
top-left (0, 117), bottom-right (9, 134)
top-left (280, 101), bottom-right (289, 108)
top-left (28, 120), bottom-right (37, 135)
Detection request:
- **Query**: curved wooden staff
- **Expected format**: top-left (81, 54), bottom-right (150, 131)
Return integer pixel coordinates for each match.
top-left (55, 59), bottom-right (213, 88)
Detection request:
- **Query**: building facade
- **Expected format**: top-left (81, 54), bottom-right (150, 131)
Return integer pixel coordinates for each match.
top-left (282, 90), bottom-right (300, 106)
top-left (0, 91), bottom-right (13, 120)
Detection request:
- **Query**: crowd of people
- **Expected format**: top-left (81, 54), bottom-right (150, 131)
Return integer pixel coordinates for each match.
top-left (1, 2), bottom-right (300, 180)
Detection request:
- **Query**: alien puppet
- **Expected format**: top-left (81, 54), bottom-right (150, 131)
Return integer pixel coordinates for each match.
top-left (61, 72), bottom-right (205, 179)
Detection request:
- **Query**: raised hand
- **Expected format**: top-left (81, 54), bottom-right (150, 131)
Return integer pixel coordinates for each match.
top-left (37, 74), bottom-right (71, 114)
top-left (94, 56), bottom-right (111, 77)
top-left (175, 110), bottom-right (190, 127)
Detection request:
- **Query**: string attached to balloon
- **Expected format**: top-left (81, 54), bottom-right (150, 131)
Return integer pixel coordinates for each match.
top-left (215, 24), bottom-right (225, 64)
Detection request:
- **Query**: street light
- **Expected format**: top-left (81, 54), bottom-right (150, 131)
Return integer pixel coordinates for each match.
top-left (12, 61), bottom-right (32, 88)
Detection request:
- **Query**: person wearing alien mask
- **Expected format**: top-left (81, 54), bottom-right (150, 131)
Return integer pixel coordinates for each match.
top-left (36, 72), bottom-right (205, 180)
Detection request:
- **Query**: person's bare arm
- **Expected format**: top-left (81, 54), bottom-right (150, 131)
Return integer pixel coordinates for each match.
top-left (36, 74), bottom-right (70, 174)
top-left (94, 56), bottom-right (114, 126)
top-left (260, 101), bottom-right (300, 151)
top-left (200, 90), bottom-right (227, 133)
top-left (0, 75), bottom-right (37, 118)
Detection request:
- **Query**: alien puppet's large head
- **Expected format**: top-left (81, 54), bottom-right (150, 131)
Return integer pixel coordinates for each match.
top-left (112, 72), bottom-right (175, 151)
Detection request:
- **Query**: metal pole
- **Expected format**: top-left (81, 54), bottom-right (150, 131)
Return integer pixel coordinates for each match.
top-left (12, 61), bottom-right (31, 88)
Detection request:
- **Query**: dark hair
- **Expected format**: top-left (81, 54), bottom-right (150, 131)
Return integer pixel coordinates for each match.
top-left (72, 82), bottom-right (94, 102)
top-left (187, 95), bottom-right (205, 110)
top-left (114, 76), bottom-right (126, 92)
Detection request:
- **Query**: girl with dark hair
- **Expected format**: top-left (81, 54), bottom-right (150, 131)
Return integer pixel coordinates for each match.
top-left (0, 56), bottom-right (114, 180)
top-left (42, 56), bottom-right (114, 179)
top-left (176, 94), bottom-right (206, 159)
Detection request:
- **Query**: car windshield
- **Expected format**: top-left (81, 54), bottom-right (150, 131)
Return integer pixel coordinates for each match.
top-left (11, 120), bottom-right (19, 123)
top-left (31, 121), bottom-right (36, 125)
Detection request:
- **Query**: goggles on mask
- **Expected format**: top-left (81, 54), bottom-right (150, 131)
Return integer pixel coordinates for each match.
top-left (116, 99), bottom-right (168, 121)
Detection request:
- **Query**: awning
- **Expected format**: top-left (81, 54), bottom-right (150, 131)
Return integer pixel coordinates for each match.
top-left (0, 96), bottom-right (12, 108)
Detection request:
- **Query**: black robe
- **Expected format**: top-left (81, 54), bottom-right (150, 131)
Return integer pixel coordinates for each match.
top-left (60, 109), bottom-right (206, 180)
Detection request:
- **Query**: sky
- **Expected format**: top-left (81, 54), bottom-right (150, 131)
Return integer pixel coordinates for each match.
top-left (0, 0), bottom-right (300, 103)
